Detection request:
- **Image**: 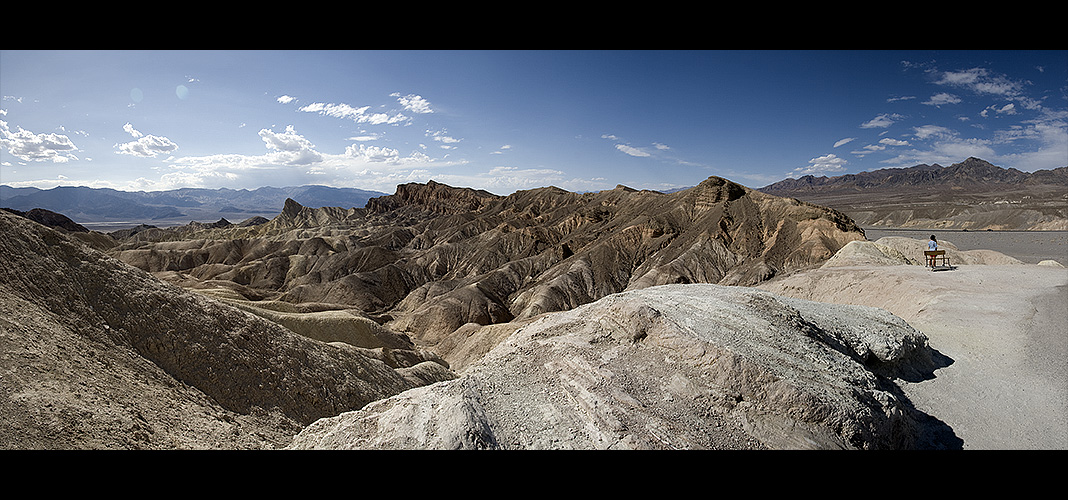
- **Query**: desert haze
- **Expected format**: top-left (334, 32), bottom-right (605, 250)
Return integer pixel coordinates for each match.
top-left (1, 159), bottom-right (1066, 450)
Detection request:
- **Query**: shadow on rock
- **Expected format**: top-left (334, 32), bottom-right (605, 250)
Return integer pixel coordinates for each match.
top-left (875, 346), bottom-right (962, 449)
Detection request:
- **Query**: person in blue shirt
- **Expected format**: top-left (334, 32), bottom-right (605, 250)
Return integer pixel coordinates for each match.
top-left (927, 235), bottom-right (938, 266)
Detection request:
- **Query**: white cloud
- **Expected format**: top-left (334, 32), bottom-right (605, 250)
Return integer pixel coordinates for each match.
top-left (850, 144), bottom-right (886, 156)
top-left (791, 153), bottom-right (848, 177)
top-left (0, 120), bottom-right (80, 163)
top-left (833, 137), bottom-right (855, 148)
top-left (861, 113), bottom-right (903, 129)
top-left (119, 124), bottom-right (462, 193)
top-left (923, 92), bottom-right (961, 107)
top-left (258, 125), bottom-right (322, 165)
top-left (981, 103), bottom-right (1017, 117)
top-left (427, 129), bottom-right (461, 144)
top-left (115, 123), bottom-right (178, 158)
top-left (879, 137), bottom-right (909, 147)
top-left (935, 67), bottom-right (1024, 98)
top-left (428, 165), bottom-right (573, 195)
top-left (260, 125), bottom-right (314, 152)
top-left (123, 122), bottom-right (143, 138)
top-left (392, 93), bottom-right (433, 114)
top-left (345, 144), bottom-right (405, 163)
top-left (911, 125), bottom-right (956, 141)
top-left (615, 144), bottom-right (650, 157)
top-left (299, 101), bottom-right (408, 125)
top-left (347, 134), bottom-right (380, 142)
top-left (116, 135), bottom-right (179, 158)
top-left (849, 136), bottom-right (909, 156)
top-left (277, 95), bottom-right (296, 104)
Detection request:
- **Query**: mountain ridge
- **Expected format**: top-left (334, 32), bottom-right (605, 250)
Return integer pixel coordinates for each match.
top-left (759, 157), bottom-right (1068, 230)
top-left (761, 157), bottom-right (1066, 193)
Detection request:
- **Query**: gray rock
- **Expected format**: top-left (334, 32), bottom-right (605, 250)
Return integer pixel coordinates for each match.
top-left (288, 284), bottom-right (934, 450)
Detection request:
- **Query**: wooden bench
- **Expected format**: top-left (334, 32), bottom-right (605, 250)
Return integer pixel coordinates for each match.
top-left (924, 250), bottom-right (950, 269)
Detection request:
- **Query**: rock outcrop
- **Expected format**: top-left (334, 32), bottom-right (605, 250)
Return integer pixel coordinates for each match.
top-left (288, 284), bottom-right (939, 450)
top-left (821, 236), bottom-right (1025, 268)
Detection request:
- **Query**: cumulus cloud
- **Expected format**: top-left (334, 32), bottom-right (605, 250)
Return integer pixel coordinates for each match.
top-left (345, 144), bottom-right (405, 163)
top-left (299, 101), bottom-right (408, 126)
top-left (392, 93), bottom-right (433, 114)
top-left (123, 122), bottom-right (143, 138)
top-left (259, 125), bottom-right (322, 165)
top-left (277, 95), bottom-right (296, 104)
top-left (791, 153), bottom-right (848, 177)
top-left (130, 124), bottom-right (460, 192)
top-left (427, 129), bottom-right (461, 146)
top-left (115, 123), bottom-right (178, 158)
top-left (0, 120), bottom-right (80, 163)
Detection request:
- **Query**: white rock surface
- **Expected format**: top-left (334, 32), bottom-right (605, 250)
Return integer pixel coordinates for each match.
top-left (288, 284), bottom-right (937, 450)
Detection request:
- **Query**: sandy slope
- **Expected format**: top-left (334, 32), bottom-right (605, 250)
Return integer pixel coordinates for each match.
top-left (760, 263), bottom-right (1068, 449)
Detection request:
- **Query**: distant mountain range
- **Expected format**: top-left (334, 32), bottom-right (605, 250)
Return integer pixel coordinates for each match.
top-left (759, 157), bottom-right (1068, 230)
top-left (761, 157), bottom-right (1066, 194)
top-left (0, 185), bottom-right (387, 229)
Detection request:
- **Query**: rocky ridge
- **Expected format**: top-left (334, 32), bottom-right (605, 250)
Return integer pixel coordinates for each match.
top-left (107, 176), bottom-right (866, 366)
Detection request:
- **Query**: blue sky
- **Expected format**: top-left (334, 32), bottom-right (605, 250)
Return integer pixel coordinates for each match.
top-left (2, 50), bottom-right (1065, 195)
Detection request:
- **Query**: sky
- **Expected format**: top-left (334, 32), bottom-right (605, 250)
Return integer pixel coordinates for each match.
top-left (2, 50), bottom-right (1065, 196)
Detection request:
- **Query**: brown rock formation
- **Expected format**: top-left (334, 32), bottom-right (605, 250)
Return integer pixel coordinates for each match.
top-left (108, 177), bottom-right (865, 360)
